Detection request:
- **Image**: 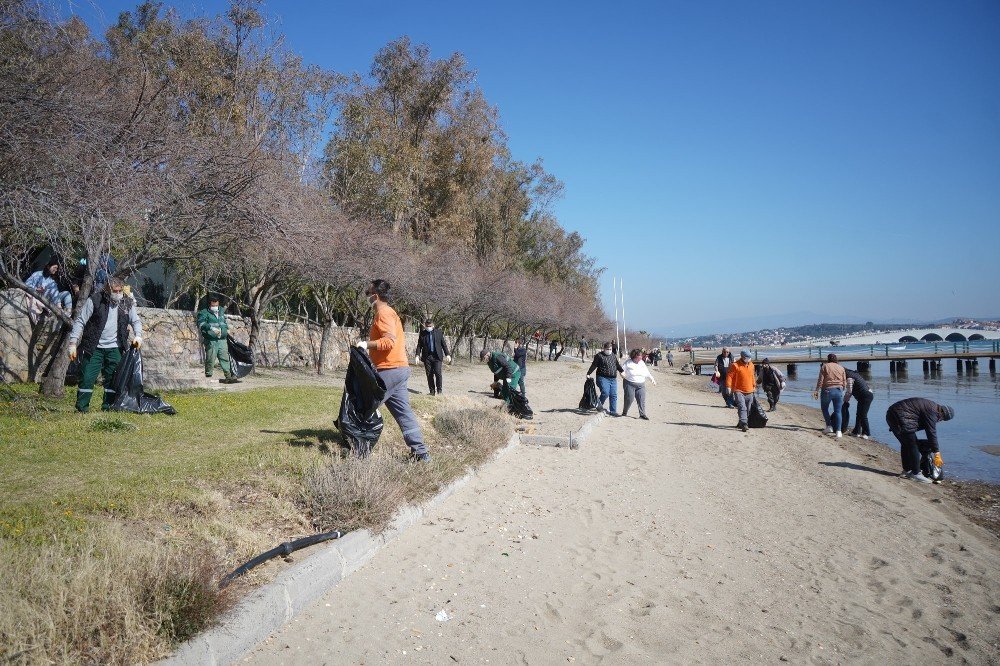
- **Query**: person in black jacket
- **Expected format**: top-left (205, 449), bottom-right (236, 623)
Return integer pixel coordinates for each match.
top-left (715, 348), bottom-right (735, 408)
top-left (414, 318), bottom-right (451, 395)
top-left (480, 349), bottom-right (520, 402)
top-left (586, 342), bottom-right (624, 416)
top-left (844, 369), bottom-right (874, 438)
top-left (886, 398), bottom-right (954, 483)
top-left (758, 358), bottom-right (785, 411)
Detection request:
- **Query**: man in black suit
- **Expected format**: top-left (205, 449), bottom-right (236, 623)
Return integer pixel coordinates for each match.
top-left (414, 318), bottom-right (451, 395)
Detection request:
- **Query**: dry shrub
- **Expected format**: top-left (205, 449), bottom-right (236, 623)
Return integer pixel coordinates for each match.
top-left (0, 526), bottom-right (228, 665)
top-left (432, 407), bottom-right (514, 460)
top-left (305, 453), bottom-right (407, 534)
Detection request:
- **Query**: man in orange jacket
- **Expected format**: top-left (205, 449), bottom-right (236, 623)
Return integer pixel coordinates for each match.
top-left (725, 350), bottom-right (757, 432)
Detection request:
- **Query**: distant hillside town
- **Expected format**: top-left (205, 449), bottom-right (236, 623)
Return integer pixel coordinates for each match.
top-left (669, 319), bottom-right (1000, 349)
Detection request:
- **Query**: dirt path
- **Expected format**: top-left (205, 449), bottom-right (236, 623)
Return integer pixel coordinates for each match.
top-left (241, 362), bottom-right (999, 664)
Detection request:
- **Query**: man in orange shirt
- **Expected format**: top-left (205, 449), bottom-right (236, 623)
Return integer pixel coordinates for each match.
top-left (725, 350), bottom-right (757, 432)
top-left (356, 279), bottom-right (430, 462)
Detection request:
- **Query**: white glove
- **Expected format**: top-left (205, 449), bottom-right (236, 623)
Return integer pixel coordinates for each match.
top-left (68, 344), bottom-right (77, 361)
top-left (445, 355), bottom-right (452, 364)
top-left (356, 340), bottom-right (368, 350)
top-left (211, 327), bottom-right (221, 337)
top-left (132, 337), bottom-right (142, 349)
top-left (651, 378), bottom-right (657, 386)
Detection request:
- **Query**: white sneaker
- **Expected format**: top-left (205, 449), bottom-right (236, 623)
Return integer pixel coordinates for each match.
top-left (825, 426), bottom-right (833, 434)
top-left (910, 472), bottom-right (933, 484)
top-left (861, 435), bottom-right (870, 440)
top-left (836, 431), bottom-right (842, 438)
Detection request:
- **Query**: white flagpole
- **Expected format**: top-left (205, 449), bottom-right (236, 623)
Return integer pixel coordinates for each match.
top-left (620, 279), bottom-right (628, 355)
top-left (613, 277), bottom-right (621, 353)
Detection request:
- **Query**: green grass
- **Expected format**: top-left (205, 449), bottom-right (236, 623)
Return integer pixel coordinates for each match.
top-left (0, 382), bottom-right (511, 664)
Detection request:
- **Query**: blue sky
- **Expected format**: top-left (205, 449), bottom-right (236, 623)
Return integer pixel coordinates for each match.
top-left (69, 1), bottom-right (1000, 332)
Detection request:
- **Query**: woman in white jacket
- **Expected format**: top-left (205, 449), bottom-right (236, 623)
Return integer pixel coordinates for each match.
top-left (622, 349), bottom-right (657, 420)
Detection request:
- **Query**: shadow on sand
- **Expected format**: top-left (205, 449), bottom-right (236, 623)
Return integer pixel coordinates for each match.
top-left (818, 461), bottom-right (898, 477)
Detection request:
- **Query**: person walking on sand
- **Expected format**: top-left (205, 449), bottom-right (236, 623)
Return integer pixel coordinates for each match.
top-left (845, 368), bottom-right (874, 438)
top-left (587, 342), bottom-right (624, 416)
top-left (813, 353), bottom-right (847, 438)
top-left (725, 350), bottom-right (756, 432)
top-left (886, 398), bottom-right (954, 484)
top-left (356, 279), bottom-right (431, 462)
top-left (666, 350), bottom-right (674, 367)
top-left (513, 338), bottom-right (528, 397)
top-left (759, 358), bottom-right (785, 412)
top-left (578, 337), bottom-right (588, 361)
top-left (715, 347), bottom-right (735, 408)
top-left (622, 349), bottom-right (657, 420)
top-left (549, 338), bottom-right (558, 361)
top-left (414, 318), bottom-right (451, 395)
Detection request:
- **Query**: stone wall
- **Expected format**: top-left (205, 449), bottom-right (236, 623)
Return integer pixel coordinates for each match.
top-left (0, 289), bottom-right (343, 390)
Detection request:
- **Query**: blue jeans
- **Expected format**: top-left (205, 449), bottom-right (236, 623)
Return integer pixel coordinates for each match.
top-left (377, 366), bottom-right (428, 456)
top-left (821, 387), bottom-right (845, 432)
top-left (596, 375), bottom-right (618, 414)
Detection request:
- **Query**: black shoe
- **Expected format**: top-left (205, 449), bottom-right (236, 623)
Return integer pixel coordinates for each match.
top-left (429, 390), bottom-right (436, 395)
top-left (609, 412), bottom-right (621, 417)
top-left (738, 422), bottom-right (748, 432)
top-left (640, 415), bottom-right (649, 421)
top-left (412, 452), bottom-right (431, 463)
top-left (621, 411), bottom-right (628, 417)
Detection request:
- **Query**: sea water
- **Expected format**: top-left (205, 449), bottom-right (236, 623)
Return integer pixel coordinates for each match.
top-left (770, 355), bottom-right (1000, 483)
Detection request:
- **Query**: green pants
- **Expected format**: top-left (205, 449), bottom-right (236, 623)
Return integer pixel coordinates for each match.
top-left (499, 369), bottom-right (522, 404)
top-left (204, 338), bottom-right (232, 377)
top-left (76, 347), bottom-right (122, 412)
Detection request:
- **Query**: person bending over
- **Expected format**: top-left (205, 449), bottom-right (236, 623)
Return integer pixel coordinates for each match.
top-left (480, 348), bottom-right (521, 403)
top-left (886, 398), bottom-right (953, 484)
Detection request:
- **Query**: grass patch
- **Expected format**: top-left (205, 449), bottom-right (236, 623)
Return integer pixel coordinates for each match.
top-left (89, 416), bottom-right (139, 433)
top-left (0, 382), bottom-right (512, 663)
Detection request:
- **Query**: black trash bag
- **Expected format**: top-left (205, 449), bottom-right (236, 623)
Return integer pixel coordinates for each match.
top-left (227, 335), bottom-right (254, 379)
top-left (334, 347), bottom-right (387, 455)
top-left (506, 382), bottom-right (534, 420)
top-left (65, 359), bottom-right (81, 386)
top-left (579, 377), bottom-right (599, 411)
top-left (747, 396), bottom-right (768, 428)
top-left (108, 347), bottom-right (177, 415)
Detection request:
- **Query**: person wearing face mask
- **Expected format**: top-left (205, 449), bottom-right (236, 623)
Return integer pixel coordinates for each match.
top-left (198, 295), bottom-right (237, 383)
top-left (67, 277), bottom-right (143, 412)
top-left (356, 279), bottom-right (431, 462)
top-left (414, 318), bottom-right (451, 395)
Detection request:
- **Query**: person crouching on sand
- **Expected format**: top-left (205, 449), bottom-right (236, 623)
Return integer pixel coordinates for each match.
top-left (886, 398), bottom-right (954, 484)
top-left (725, 350), bottom-right (756, 432)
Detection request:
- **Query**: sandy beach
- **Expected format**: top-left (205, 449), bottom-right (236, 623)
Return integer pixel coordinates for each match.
top-left (242, 356), bottom-right (1000, 664)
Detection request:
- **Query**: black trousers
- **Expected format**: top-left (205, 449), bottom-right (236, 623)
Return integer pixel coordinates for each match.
top-left (851, 392), bottom-right (873, 436)
top-left (423, 358), bottom-right (443, 393)
top-left (763, 384), bottom-right (781, 407)
top-left (893, 430), bottom-right (931, 474)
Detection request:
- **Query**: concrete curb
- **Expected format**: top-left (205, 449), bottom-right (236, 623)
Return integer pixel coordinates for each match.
top-left (520, 409), bottom-right (605, 449)
top-left (161, 433), bottom-right (521, 666)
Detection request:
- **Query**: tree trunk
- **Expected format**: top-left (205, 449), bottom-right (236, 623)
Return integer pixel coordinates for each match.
top-left (317, 319), bottom-right (333, 375)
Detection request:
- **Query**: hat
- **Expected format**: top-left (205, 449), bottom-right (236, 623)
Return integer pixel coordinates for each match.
top-left (740, 350), bottom-right (751, 359)
top-left (762, 357), bottom-right (770, 363)
top-left (939, 405), bottom-right (955, 421)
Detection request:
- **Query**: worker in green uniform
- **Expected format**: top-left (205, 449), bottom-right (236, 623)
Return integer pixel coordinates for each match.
top-left (198, 295), bottom-right (237, 383)
top-left (479, 349), bottom-right (521, 403)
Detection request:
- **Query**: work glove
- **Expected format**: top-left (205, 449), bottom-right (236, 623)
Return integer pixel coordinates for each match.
top-left (812, 391), bottom-right (819, 400)
top-left (132, 337), bottom-right (142, 349)
top-left (68, 344), bottom-right (77, 361)
top-left (211, 327), bottom-right (221, 337)
top-left (723, 387), bottom-right (731, 395)
top-left (445, 355), bottom-right (452, 364)
top-left (356, 340), bottom-right (368, 350)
